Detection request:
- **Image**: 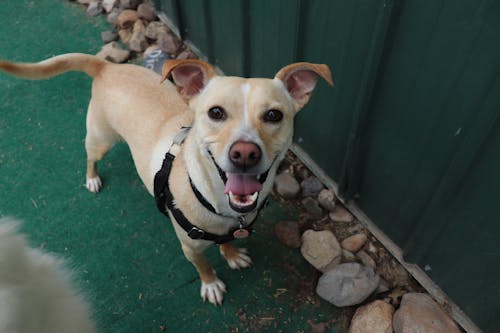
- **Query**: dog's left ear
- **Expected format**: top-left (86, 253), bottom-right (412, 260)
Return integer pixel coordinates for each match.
top-left (275, 62), bottom-right (334, 110)
top-left (161, 59), bottom-right (217, 98)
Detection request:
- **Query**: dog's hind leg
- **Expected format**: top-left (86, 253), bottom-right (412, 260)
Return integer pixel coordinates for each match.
top-left (219, 243), bottom-right (253, 270)
top-left (84, 101), bottom-right (119, 193)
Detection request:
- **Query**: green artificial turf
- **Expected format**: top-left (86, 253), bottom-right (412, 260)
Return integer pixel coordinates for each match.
top-left (0, 1), bottom-right (345, 331)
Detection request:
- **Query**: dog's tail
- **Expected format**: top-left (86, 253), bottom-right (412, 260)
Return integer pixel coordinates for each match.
top-left (0, 53), bottom-right (106, 79)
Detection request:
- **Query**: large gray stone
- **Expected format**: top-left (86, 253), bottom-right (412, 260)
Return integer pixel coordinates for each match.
top-left (158, 32), bottom-right (182, 55)
top-left (341, 233), bottom-right (367, 253)
top-left (317, 188), bottom-right (336, 212)
top-left (329, 205), bottom-right (354, 223)
top-left (301, 176), bottom-right (324, 197)
top-left (145, 21), bottom-right (169, 40)
top-left (274, 172), bottom-right (300, 199)
top-left (349, 300), bottom-right (394, 333)
top-left (301, 230), bottom-right (341, 272)
top-left (137, 2), bottom-right (156, 21)
top-left (316, 263), bottom-right (380, 307)
top-left (393, 293), bottom-right (461, 333)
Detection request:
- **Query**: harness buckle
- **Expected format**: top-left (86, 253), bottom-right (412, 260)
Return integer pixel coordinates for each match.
top-left (187, 226), bottom-right (205, 239)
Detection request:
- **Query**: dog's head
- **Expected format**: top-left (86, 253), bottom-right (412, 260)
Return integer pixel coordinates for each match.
top-left (162, 60), bottom-right (333, 214)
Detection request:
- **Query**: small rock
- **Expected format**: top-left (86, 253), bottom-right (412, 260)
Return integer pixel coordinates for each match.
top-left (301, 176), bottom-right (324, 197)
top-left (86, 0), bottom-right (103, 16)
top-left (176, 50), bottom-right (196, 59)
top-left (301, 230), bottom-right (341, 272)
top-left (367, 241), bottom-right (378, 254)
top-left (158, 32), bottom-right (182, 55)
top-left (145, 21), bottom-right (169, 40)
top-left (96, 42), bottom-right (130, 63)
top-left (118, 28), bottom-right (133, 44)
top-left (342, 249), bottom-right (357, 262)
top-left (316, 263), bottom-right (380, 307)
top-left (301, 197), bottom-right (323, 218)
top-left (349, 300), bottom-right (394, 333)
top-left (274, 221), bottom-right (301, 248)
top-left (137, 2), bottom-right (156, 21)
top-left (274, 172), bottom-right (300, 199)
top-left (102, 0), bottom-right (117, 12)
top-left (101, 30), bottom-right (119, 43)
top-left (329, 205), bottom-right (354, 223)
top-left (119, 0), bottom-right (141, 9)
top-left (117, 9), bottom-right (139, 29)
top-left (129, 20), bottom-right (148, 52)
top-left (393, 293), bottom-right (461, 333)
top-left (341, 233), bottom-right (367, 253)
top-left (356, 250), bottom-right (376, 269)
top-left (107, 8), bottom-right (122, 26)
top-left (317, 189), bottom-right (336, 212)
top-left (77, 0), bottom-right (91, 4)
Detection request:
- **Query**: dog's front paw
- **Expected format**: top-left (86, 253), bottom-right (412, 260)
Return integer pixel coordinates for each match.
top-left (220, 244), bottom-right (253, 270)
top-left (85, 176), bottom-right (102, 193)
top-left (201, 278), bottom-right (226, 306)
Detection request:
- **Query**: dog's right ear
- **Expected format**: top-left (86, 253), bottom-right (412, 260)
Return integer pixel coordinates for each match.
top-left (161, 59), bottom-right (217, 98)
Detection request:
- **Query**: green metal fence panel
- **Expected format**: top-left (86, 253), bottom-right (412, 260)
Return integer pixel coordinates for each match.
top-left (357, 1), bottom-right (500, 330)
top-left (208, 0), bottom-right (246, 74)
top-left (153, 0), bottom-right (180, 28)
top-left (296, 0), bottom-right (393, 190)
top-left (155, 0), bottom-right (500, 330)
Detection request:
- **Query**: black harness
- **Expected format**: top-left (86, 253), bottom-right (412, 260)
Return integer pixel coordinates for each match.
top-left (153, 127), bottom-right (265, 244)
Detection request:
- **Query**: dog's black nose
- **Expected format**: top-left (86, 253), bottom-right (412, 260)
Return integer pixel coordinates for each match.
top-left (229, 141), bottom-right (261, 169)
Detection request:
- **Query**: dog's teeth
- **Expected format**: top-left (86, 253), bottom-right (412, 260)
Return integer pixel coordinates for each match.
top-left (228, 191), bottom-right (259, 207)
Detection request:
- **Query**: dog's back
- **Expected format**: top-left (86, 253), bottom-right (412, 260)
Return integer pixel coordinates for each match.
top-left (0, 219), bottom-right (95, 333)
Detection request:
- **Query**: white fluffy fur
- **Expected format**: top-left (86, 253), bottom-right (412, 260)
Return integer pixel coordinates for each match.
top-left (0, 218), bottom-right (95, 333)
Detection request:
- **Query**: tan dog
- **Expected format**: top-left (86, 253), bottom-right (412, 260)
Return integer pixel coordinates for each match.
top-left (0, 54), bottom-right (332, 305)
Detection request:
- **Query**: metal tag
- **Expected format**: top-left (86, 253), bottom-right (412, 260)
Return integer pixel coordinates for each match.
top-left (233, 228), bottom-right (249, 239)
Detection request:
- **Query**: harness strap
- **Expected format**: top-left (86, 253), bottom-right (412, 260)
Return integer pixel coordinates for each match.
top-left (189, 177), bottom-right (217, 214)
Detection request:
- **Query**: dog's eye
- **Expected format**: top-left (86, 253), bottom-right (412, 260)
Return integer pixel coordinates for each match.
top-left (207, 106), bottom-right (227, 121)
top-left (262, 109), bottom-right (283, 123)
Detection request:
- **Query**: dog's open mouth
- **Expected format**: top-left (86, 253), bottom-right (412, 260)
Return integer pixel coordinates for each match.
top-left (208, 150), bottom-right (272, 213)
top-left (224, 173), bottom-right (263, 213)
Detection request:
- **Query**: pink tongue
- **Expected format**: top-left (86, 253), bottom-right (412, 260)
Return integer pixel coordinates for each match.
top-left (224, 173), bottom-right (263, 196)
